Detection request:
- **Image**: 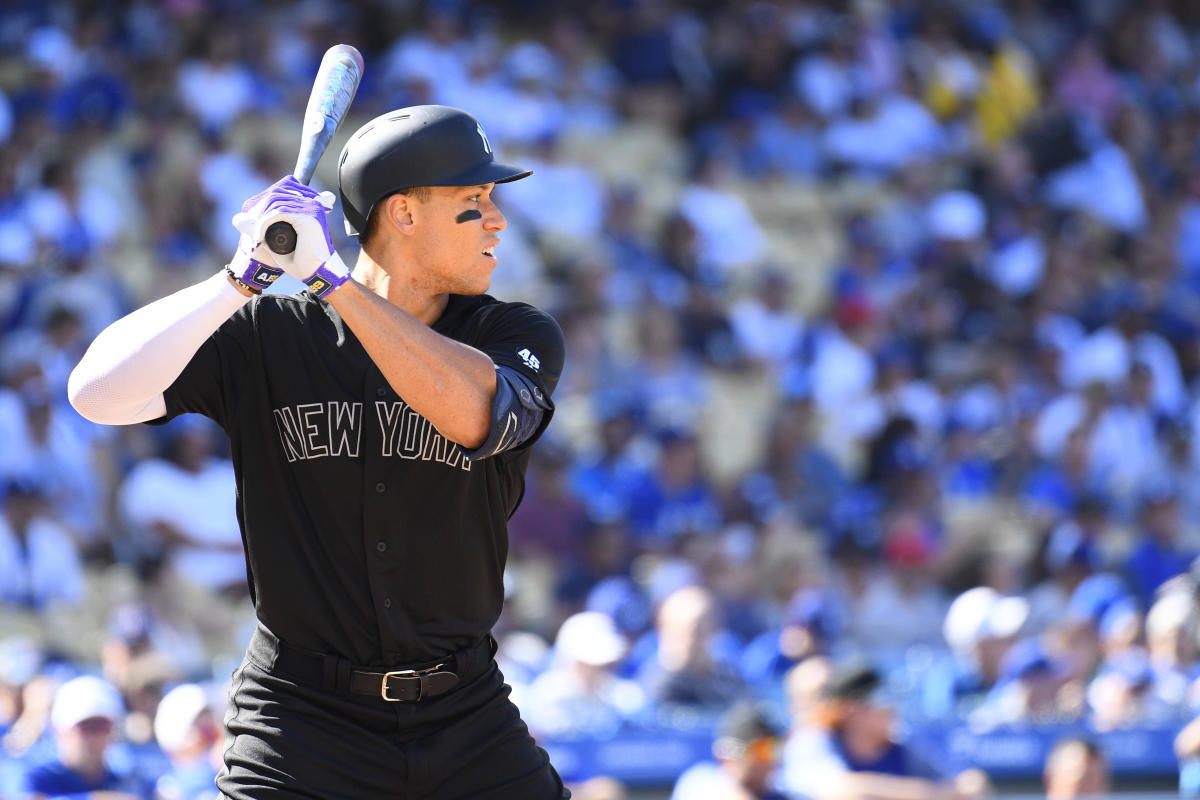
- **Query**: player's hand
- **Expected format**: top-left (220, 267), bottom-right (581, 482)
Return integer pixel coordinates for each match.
top-left (233, 175), bottom-right (350, 298)
top-left (228, 184), bottom-right (285, 293)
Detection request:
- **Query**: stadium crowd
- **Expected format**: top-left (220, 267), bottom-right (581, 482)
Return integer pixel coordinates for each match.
top-left (4, 0), bottom-right (1200, 797)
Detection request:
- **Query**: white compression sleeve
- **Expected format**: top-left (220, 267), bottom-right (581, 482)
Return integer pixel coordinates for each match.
top-left (67, 272), bottom-right (252, 425)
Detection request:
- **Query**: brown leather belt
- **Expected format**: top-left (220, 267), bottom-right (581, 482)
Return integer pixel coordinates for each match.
top-left (249, 624), bottom-right (494, 703)
top-left (348, 664), bottom-right (459, 702)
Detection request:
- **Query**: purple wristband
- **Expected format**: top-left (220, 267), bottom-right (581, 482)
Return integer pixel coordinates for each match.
top-left (303, 262), bottom-right (350, 298)
top-left (243, 259), bottom-right (284, 291)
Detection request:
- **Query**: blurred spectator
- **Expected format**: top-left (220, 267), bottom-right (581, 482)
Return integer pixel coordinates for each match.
top-left (1042, 573), bottom-right (1133, 717)
top-left (100, 604), bottom-right (207, 695)
top-left (1043, 737), bottom-right (1110, 800)
top-left (524, 611), bottom-right (646, 737)
top-left (1143, 589), bottom-right (1199, 709)
top-left (737, 396), bottom-right (846, 531)
top-left (0, 476), bottom-right (85, 610)
top-left (676, 153), bottom-right (767, 275)
top-left (1025, 498), bottom-right (1106, 635)
top-left (847, 510), bottom-right (947, 656)
top-left (808, 294), bottom-right (879, 421)
top-left (971, 637), bottom-right (1072, 729)
top-left (822, 86), bottom-right (944, 177)
top-left (23, 674), bottom-right (146, 798)
top-left (152, 683), bottom-right (221, 800)
top-left (670, 701), bottom-right (786, 800)
top-left (781, 661), bottom-right (988, 799)
top-left (508, 441), bottom-right (588, 562)
top-left (923, 586), bottom-right (1029, 719)
top-left (1086, 649), bottom-right (1171, 732)
top-left (729, 269), bottom-right (804, 370)
top-left (635, 585), bottom-right (745, 712)
top-left (626, 430), bottom-right (721, 549)
top-left (0, 635), bottom-right (47, 780)
top-left (175, 33), bottom-right (258, 136)
top-left (1177, 709), bottom-right (1200, 797)
top-left (741, 590), bottom-right (843, 686)
top-left (783, 656), bottom-right (834, 733)
top-left (568, 400), bottom-right (653, 523)
top-left (117, 418), bottom-right (245, 596)
top-left (1124, 486), bottom-right (1194, 603)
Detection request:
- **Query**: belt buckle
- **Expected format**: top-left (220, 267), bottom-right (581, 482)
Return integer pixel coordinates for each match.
top-left (380, 664), bottom-right (444, 702)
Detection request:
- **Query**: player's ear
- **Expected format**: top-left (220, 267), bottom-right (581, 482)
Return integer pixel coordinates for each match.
top-left (383, 193), bottom-right (417, 237)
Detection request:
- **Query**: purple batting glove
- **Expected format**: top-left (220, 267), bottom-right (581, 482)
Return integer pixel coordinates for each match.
top-left (252, 188), bottom-right (349, 297)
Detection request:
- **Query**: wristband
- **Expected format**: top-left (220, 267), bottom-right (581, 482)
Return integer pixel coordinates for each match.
top-left (243, 260), bottom-right (284, 292)
top-left (224, 266), bottom-right (262, 296)
top-left (303, 251), bottom-right (351, 298)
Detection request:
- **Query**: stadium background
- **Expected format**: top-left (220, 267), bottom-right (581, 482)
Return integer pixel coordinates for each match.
top-left (3, 0), bottom-right (1200, 797)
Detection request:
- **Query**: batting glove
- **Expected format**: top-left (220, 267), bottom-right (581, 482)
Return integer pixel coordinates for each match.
top-left (233, 176), bottom-right (350, 298)
top-left (228, 184), bottom-right (286, 293)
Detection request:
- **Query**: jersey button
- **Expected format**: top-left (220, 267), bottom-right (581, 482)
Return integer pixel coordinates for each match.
top-left (383, 597), bottom-right (392, 608)
top-left (376, 541), bottom-right (387, 553)
top-left (376, 387), bottom-right (387, 397)
top-left (375, 482), bottom-right (386, 493)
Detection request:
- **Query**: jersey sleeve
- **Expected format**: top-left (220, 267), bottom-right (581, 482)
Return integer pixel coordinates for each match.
top-left (154, 301), bottom-right (257, 430)
top-left (462, 302), bottom-right (564, 461)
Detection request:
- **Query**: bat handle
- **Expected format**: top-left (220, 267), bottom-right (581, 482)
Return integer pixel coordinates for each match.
top-left (266, 221), bottom-right (297, 255)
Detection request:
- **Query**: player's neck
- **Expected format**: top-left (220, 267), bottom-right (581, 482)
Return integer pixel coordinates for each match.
top-left (352, 251), bottom-right (449, 325)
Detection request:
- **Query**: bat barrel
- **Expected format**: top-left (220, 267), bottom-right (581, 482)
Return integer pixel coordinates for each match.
top-left (293, 44), bottom-right (364, 185)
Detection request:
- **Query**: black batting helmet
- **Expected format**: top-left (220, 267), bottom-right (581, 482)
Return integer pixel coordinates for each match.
top-left (337, 105), bottom-right (531, 236)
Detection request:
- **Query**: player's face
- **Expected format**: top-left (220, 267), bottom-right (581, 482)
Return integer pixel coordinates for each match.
top-left (412, 183), bottom-right (506, 295)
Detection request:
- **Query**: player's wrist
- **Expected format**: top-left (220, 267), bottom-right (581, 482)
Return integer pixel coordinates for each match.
top-left (229, 235), bottom-right (284, 292)
top-left (224, 265), bottom-right (261, 297)
top-left (303, 250), bottom-right (351, 298)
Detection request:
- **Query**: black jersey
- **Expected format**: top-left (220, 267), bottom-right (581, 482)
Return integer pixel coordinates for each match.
top-left (156, 290), bottom-right (563, 665)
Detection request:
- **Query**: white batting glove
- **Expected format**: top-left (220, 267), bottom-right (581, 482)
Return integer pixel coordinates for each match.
top-left (228, 189), bottom-right (284, 292)
top-left (232, 176), bottom-right (350, 298)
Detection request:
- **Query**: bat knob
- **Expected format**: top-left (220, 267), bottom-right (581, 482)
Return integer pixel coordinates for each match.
top-left (266, 221), bottom-right (297, 255)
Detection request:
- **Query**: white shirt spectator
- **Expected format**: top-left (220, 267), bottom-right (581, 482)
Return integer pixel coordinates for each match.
top-left (119, 457), bottom-right (245, 592)
top-left (987, 233), bottom-right (1046, 297)
top-left (1034, 392), bottom-right (1086, 459)
top-left (729, 296), bottom-right (804, 368)
top-left (176, 58), bottom-right (257, 133)
top-left (1134, 331), bottom-right (1187, 416)
top-left (850, 569), bottom-right (947, 656)
top-left (677, 182), bottom-right (767, 274)
top-left (838, 379), bottom-right (945, 445)
top-left (823, 94), bottom-right (943, 174)
top-left (1063, 326), bottom-right (1128, 389)
top-left (1044, 143), bottom-right (1147, 234)
top-left (793, 53), bottom-right (858, 118)
top-left (523, 667), bottom-right (646, 737)
top-left (0, 389), bottom-right (101, 542)
top-left (384, 32), bottom-right (472, 107)
top-left (809, 326), bottom-right (875, 414)
top-left (0, 511), bottom-right (84, 608)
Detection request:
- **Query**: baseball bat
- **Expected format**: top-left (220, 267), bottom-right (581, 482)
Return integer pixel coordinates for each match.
top-left (266, 44), bottom-right (364, 255)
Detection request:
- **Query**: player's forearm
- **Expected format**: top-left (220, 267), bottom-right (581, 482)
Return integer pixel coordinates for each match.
top-left (328, 279), bottom-right (496, 447)
top-left (68, 272), bottom-right (250, 425)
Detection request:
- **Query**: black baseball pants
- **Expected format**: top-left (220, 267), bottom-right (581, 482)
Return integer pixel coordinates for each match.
top-left (216, 625), bottom-right (569, 799)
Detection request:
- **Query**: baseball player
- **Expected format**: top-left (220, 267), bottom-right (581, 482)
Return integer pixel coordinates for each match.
top-left (68, 106), bottom-right (568, 799)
